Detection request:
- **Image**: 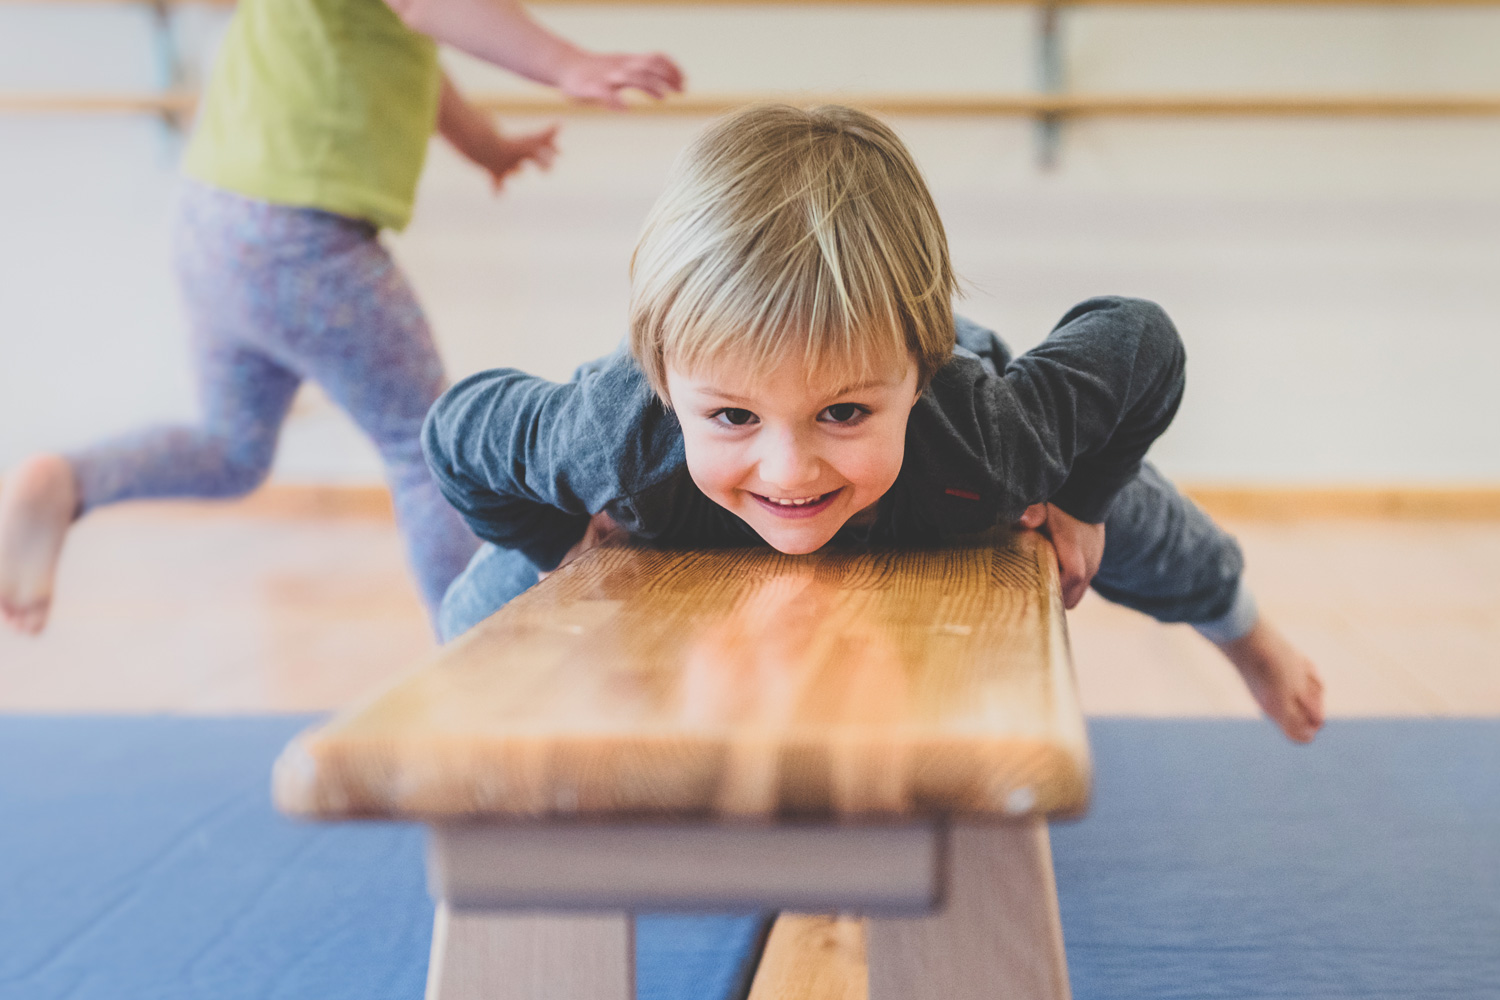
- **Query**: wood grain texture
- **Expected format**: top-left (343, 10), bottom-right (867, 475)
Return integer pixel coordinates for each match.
top-left (748, 915), bottom-right (868, 1000)
top-left (866, 821), bottom-right (1070, 1000)
top-left (76, 482), bottom-right (1500, 525)
top-left (425, 904), bottom-right (632, 1000)
top-left (273, 532), bottom-right (1090, 822)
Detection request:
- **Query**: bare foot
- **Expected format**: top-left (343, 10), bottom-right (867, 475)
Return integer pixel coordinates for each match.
top-left (1216, 618), bottom-right (1326, 743)
top-left (0, 454), bottom-right (80, 635)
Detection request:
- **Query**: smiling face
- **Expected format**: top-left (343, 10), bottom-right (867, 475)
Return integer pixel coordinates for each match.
top-left (666, 350), bottom-right (921, 554)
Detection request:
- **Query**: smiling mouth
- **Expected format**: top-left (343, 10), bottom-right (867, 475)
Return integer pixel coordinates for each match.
top-left (750, 489), bottom-right (841, 518)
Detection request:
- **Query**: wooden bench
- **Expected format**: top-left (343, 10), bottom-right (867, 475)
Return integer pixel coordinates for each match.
top-left (272, 530), bottom-right (1091, 999)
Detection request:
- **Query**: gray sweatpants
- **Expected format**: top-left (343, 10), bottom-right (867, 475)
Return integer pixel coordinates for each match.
top-left (67, 182), bottom-right (479, 622)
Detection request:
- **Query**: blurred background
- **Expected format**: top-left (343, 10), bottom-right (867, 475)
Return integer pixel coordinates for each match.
top-left (4, 2), bottom-right (1499, 485)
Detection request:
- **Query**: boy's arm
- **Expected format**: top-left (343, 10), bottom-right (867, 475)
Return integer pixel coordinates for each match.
top-left (1036, 297), bottom-right (1186, 523)
top-left (421, 356), bottom-right (678, 570)
top-left (437, 73), bottom-right (557, 189)
top-left (386, 0), bottom-right (683, 109)
top-left (919, 297), bottom-right (1184, 529)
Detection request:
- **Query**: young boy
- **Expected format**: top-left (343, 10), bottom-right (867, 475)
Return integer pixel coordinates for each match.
top-left (423, 103), bottom-right (1325, 744)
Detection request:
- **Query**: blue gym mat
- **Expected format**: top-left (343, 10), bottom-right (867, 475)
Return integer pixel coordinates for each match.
top-left (0, 717), bottom-right (1495, 1000)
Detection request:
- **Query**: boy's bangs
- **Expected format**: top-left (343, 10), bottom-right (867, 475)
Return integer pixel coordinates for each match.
top-left (659, 229), bottom-right (913, 390)
top-left (629, 104), bottom-right (958, 399)
top-left (663, 303), bottom-right (910, 394)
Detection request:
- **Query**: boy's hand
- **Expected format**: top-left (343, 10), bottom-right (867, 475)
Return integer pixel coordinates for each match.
top-left (1015, 503), bottom-right (1104, 610)
top-left (438, 75), bottom-right (559, 191)
top-left (482, 125), bottom-right (559, 192)
top-left (557, 52), bottom-right (685, 110)
top-left (541, 511), bottom-right (628, 581)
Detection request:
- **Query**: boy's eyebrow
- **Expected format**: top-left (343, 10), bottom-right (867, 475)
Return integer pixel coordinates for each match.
top-left (696, 387), bottom-right (754, 404)
top-left (692, 377), bottom-right (898, 404)
top-left (826, 377), bottom-right (897, 397)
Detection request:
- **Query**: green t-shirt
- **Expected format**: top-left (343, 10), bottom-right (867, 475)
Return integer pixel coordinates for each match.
top-left (183, 0), bottom-right (440, 231)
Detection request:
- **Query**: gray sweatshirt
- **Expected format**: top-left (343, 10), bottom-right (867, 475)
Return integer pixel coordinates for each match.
top-left (423, 296), bottom-right (1186, 572)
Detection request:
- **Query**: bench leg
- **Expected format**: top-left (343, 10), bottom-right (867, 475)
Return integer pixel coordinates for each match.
top-left (866, 820), bottom-right (1070, 1000)
top-left (425, 903), bottom-right (634, 1000)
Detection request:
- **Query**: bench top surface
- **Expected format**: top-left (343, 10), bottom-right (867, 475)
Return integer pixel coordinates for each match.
top-left (273, 531), bottom-right (1090, 822)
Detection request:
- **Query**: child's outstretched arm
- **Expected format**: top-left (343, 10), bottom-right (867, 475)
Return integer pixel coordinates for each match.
top-left (437, 74), bottom-right (558, 190)
top-left (386, 0), bottom-right (683, 109)
top-left (912, 297), bottom-right (1187, 532)
top-left (944, 304), bottom-right (1323, 742)
top-left (421, 352), bottom-right (677, 571)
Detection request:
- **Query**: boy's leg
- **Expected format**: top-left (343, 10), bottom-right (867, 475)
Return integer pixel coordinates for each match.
top-left (0, 342), bottom-right (298, 635)
top-left (1091, 462), bottom-right (1250, 633)
top-left (274, 228), bottom-right (479, 622)
top-left (0, 457), bottom-right (78, 633)
top-left (1093, 463), bottom-right (1324, 742)
top-left (0, 189), bottom-right (306, 634)
top-left (66, 341), bottom-right (301, 511)
top-left (437, 543), bottom-right (541, 643)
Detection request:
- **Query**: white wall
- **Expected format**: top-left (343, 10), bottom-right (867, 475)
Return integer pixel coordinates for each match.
top-left (2, 3), bottom-right (1498, 485)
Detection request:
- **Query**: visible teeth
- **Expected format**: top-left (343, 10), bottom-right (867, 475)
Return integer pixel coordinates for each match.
top-left (769, 494), bottom-right (822, 506)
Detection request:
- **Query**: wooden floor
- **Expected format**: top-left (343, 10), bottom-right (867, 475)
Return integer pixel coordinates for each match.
top-left (1, 503), bottom-right (1496, 717)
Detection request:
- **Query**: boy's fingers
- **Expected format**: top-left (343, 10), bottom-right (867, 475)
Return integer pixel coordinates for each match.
top-left (1016, 503), bottom-right (1047, 530)
top-left (640, 52), bottom-right (685, 90)
top-left (1064, 580), bottom-right (1086, 609)
top-left (636, 62), bottom-right (683, 95)
top-left (609, 57), bottom-right (680, 99)
top-left (615, 74), bottom-right (668, 100)
top-left (1061, 577), bottom-right (1085, 609)
top-left (531, 127), bottom-right (560, 164)
top-left (1057, 548), bottom-right (1087, 608)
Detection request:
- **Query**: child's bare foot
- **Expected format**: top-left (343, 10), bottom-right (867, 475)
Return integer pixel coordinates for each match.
top-left (0, 454), bottom-right (80, 635)
top-left (1216, 618), bottom-right (1326, 743)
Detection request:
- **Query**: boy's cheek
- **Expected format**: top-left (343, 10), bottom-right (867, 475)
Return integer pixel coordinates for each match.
top-left (849, 435), bottom-right (906, 498)
top-left (680, 440), bottom-right (741, 507)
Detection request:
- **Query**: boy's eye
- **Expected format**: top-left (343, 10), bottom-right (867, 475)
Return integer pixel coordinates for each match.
top-left (712, 407), bottom-right (758, 427)
top-left (820, 403), bottom-right (869, 424)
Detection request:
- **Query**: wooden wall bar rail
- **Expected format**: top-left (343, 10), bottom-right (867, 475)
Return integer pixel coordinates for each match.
top-left (10, 90), bottom-right (1500, 117)
top-left (10, 0), bottom-right (1500, 166)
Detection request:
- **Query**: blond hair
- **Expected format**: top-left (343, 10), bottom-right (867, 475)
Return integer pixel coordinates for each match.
top-left (629, 104), bottom-right (956, 400)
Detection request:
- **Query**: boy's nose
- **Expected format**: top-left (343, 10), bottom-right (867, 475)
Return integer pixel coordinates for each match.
top-left (756, 431), bottom-right (821, 492)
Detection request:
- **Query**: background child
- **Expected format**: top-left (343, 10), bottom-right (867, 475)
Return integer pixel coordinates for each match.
top-left (423, 103), bottom-right (1324, 743)
top-left (0, 0), bottom-right (684, 635)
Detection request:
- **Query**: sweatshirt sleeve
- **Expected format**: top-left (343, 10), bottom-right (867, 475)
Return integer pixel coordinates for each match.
top-left (421, 352), bottom-right (682, 570)
top-left (918, 296), bottom-right (1186, 525)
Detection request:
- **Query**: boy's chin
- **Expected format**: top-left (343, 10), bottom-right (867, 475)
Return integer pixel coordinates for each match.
top-left (749, 517), bottom-right (846, 555)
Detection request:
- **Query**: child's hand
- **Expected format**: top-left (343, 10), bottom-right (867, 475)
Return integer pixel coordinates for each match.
top-left (557, 52), bottom-right (685, 110)
top-left (1015, 503), bottom-right (1104, 610)
top-left (483, 125), bottom-right (559, 192)
top-left (541, 511), bottom-right (629, 581)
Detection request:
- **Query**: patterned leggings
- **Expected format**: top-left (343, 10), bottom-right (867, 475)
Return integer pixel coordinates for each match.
top-left (68, 182), bottom-right (478, 621)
